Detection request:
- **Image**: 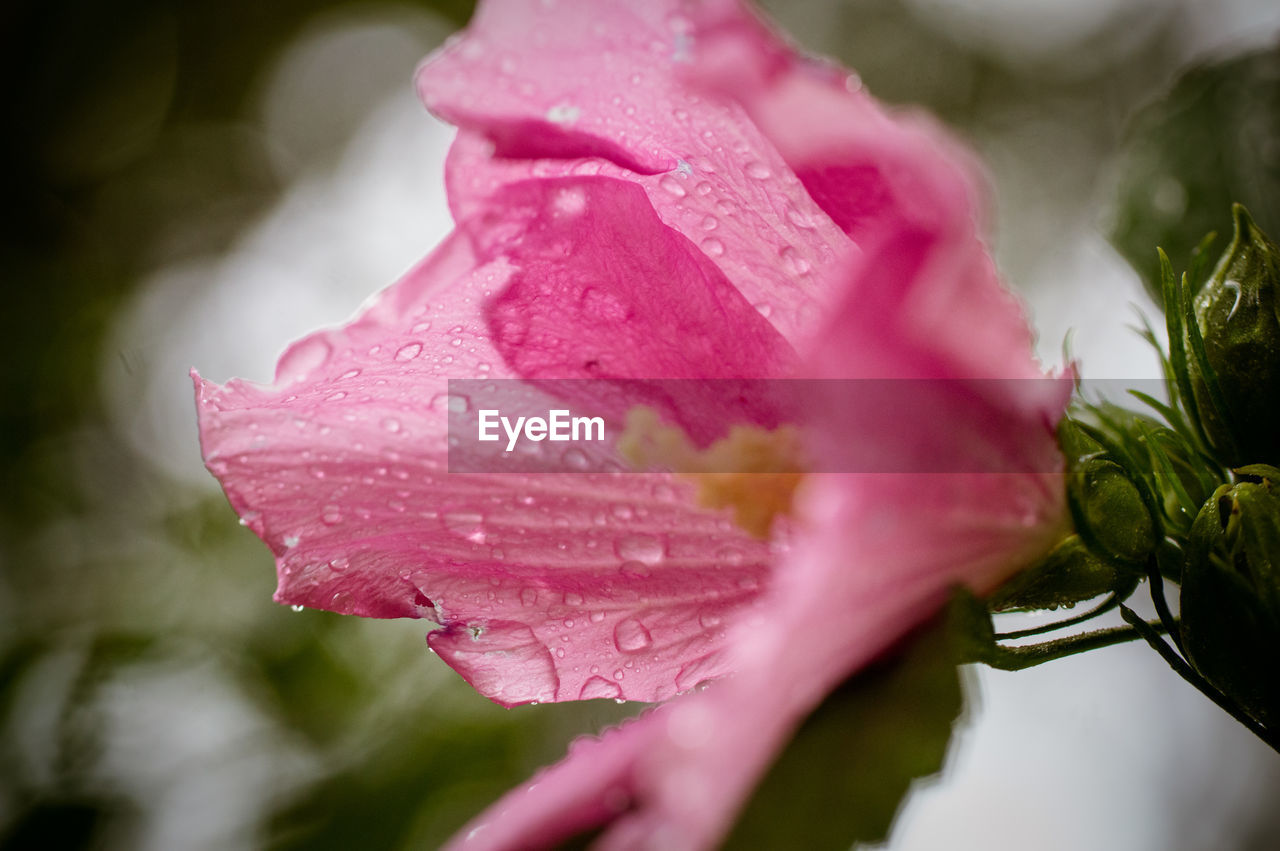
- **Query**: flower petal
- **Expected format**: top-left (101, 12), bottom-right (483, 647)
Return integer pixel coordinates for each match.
top-left (688, 0), bottom-right (992, 244)
top-left (195, 231), bottom-right (772, 706)
top-left (418, 0), bottom-right (851, 347)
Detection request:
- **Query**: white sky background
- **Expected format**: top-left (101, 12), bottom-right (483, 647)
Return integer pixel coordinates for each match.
top-left (102, 0), bottom-right (1280, 848)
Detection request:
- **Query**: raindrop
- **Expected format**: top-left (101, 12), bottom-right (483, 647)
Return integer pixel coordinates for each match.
top-left (279, 337), bottom-right (332, 381)
top-left (546, 102), bottom-right (581, 124)
top-left (562, 447), bottom-right (591, 470)
top-left (659, 174), bottom-right (687, 197)
top-left (619, 560), bottom-right (651, 578)
top-left (565, 591), bottom-right (585, 606)
top-left (700, 237), bottom-right (725, 257)
top-left (700, 215), bottom-right (718, 231)
top-left (614, 617), bottom-right (653, 652)
top-left (520, 587), bottom-right (538, 607)
top-left (283, 535), bottom-right (301, 549)
top-left (395, 342), bottom-right (423, 362)
top-left (778, 246), bottom-right (811, 275)
top-left (616, 534), bottom-right (664, 565)
top-left (382, 417), bottom-right (402, 433)
top-left (321, 507), bottom-right (343, 526)
top-left (744, 161), bottom-right (771, 180)
top-left (579, 675), bottom-right (623, 700)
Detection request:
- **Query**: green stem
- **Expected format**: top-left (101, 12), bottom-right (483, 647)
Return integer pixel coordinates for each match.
top-left (1120, 606), bottom-right (1280, 753)
top-left (976, 619), bottom-right (1169, 671)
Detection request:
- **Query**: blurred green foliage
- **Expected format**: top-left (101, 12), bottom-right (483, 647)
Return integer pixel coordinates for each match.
top-left (724, 613), bottom-right (965, 850)
top-left (1110, 44), bottom-right (1280, 301)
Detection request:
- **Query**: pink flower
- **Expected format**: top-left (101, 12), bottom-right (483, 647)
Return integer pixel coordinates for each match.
top-left (194, 0), bottom-right (1070, 847)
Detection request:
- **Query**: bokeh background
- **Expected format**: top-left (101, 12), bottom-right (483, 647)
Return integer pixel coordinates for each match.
top-left (2, 0), bottom-right (1279, 848)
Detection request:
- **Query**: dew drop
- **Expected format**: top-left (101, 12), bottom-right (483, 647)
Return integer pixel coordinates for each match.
top-left (658, 174), bottom-right (687, 197)
top-left (616, 534), bottom-right (664, 565)
top-left (291, 604), bottom-right (305, 613)
top-left (744, 161), bottom-right (771, 180)
top-left (700, 237), bottom-right (725, 257)
top-left (520, 587), bottom-right (538, 607)
top-left (382, 417), bottom-right (402, 434)
top-left (579, 675), bottom-right (623, 700)
top-left (614, 617), bottom-right (653, 652)
top-left (779, 246), bottom-right (811, 275)
top-left (278, 337), bottom-right (332, 381)
top-left (700, 215), bottom-right (718, 231)
top-left (321, 506), bottom-right (343, 526)
top-left (283, 535), bottom-right (301, 549)
top-left (395, 342), bottom-right (423, 362)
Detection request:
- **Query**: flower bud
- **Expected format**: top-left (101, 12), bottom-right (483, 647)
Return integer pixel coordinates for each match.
top-left (1189, 205), bottom-right (1280, 466)
top-left (1180, 465), bottom-right (1280, 729)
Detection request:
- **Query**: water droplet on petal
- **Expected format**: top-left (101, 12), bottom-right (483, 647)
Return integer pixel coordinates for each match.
top-left (520, 588), bottom-right (538, 607)
top-left (614, 617), bottom-right (653, 652)
top-left (382, 417), bottom-right (402, 433)
top-left (291, 604), bottom-right (305, 612)
top-left (564, 591), bottom-right (584, 606)
top-left (744, 161), bottom-right (771, 180)
top-left (278, 337), bottom-right (332, 381)
top-left (700, 237), bottom-right (724, 257)
top-left (659, 174), bottom-right (687, 197)
top-left (579, 675), bottom-right (623, 700)
top-left (395, 342), bottom-right (423, 362)
top-left (616, 534), bottom-right (664, 565)
top-left (321, 506), bottom-right (343, 525)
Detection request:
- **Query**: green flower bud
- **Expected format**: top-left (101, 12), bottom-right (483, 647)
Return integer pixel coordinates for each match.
top-left (1189, 205), bottom-right (1280, 466)
top-left (1068, 456), bottom-right (1160, 567)
top-left (987, 535), bottom-right (1126, 613)
top-left (1180, 465), bottom-right (1280, 729)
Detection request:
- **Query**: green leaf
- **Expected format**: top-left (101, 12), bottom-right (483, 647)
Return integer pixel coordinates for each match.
top-left (724, 612), bottom-right (965, 850)
top-left (1109, 43), bottom-right (1280, 303)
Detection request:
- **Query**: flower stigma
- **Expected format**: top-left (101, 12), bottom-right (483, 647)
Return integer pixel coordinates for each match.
top-left (618, 406), bottom-right (807, 538)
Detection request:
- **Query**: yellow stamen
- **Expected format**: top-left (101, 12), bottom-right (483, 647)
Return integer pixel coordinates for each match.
top-left (619, 406), bottom-right (807, 538)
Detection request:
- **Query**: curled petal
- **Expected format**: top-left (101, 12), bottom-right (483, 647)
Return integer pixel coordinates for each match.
top-left (419, 0), bottom-right (852, 347)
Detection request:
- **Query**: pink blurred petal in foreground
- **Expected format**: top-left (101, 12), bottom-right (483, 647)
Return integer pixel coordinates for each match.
top-left (435, 1), bottom-right (1069, 848)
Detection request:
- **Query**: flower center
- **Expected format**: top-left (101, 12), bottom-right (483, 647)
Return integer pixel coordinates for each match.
top-left (618, 407), bottom-right (807, 538)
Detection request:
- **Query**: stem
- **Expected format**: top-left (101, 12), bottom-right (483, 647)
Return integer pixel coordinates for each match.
top-left (1120, 606), bottom-right (1280, 753)
top-left (977, 619), bottom-right (1169, 671)
top-left (994, 592), bottom-right (1125, 640)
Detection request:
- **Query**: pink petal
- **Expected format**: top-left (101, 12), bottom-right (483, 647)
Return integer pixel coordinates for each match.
top-left (688, 0), bottom-right (992, 244)
top-left (418, 0), bottom-right (852, 348)
top-left (195, 230), bottom-right (773, 707)
top-left (463, 175), bottom-right (797, 442)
